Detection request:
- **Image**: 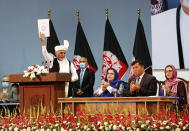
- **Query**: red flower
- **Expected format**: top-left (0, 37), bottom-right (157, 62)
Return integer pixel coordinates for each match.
top-left (87, 115), bottom-right (93, 123)
top-left (151, 0), bottom-right (159, 5)
top-left (28, 69), bottom-right (33, 72)
top-left (106, 114), bottom-right (113, 121)
top-left (136, 114), bottom-right (142, 122)
top-left (170, 112), bottom-right (177, 123)
top-left (143, 114), bottom-right (148, 122)
top-left (161, 109), bottom-right (166, 120)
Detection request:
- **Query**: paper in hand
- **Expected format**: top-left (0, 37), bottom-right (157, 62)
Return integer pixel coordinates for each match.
top-left (37, 19), bottom-right (50, 37)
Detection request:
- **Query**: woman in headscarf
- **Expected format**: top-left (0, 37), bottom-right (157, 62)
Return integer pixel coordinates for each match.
top-left (94, 68), bottom-right (126, 97)
top-left (163, 65), bottom-right (187, 110)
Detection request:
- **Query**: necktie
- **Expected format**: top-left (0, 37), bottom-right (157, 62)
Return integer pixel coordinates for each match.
top-left (135, 77), bottom-right (140, 85)
top-left (80, 69), bottom-right (84, 88)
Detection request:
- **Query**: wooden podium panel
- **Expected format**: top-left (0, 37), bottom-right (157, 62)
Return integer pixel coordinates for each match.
top-left (9, 73), bottom-right (71, 112)
top-left (58, 97), bottom-right (175, 115)
top-left (20, 85), bottom-right (51, 111)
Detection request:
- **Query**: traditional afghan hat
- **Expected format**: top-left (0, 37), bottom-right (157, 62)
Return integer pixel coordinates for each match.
top-left (54, 40), bottom-right (69, 52)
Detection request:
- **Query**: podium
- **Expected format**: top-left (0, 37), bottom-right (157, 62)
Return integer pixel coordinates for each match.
top-left (9, 73), bottom-right (71, 112)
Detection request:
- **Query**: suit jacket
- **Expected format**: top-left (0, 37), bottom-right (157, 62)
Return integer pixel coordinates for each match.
top-left (0, 84), bottom-right (19, 102)
top-left (73, 68), bottom-right (95, 97)
top-left (124, 73), bottom-right (157, 96)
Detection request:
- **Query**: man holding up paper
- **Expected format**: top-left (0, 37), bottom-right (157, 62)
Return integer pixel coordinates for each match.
top-left (39, 33), bottom-right (78, 97)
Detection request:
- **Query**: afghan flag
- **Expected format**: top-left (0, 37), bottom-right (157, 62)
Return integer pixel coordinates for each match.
top-left (151, 0), bottom-right (168, 15)
top-left (73, 21), bottom-right (98, 72)
top-left (47, 19), bottom-right (60, 56)
top-left (101, 18), bottom-right (128, 80)
top-left (130, 18), bottom-right (152, 77)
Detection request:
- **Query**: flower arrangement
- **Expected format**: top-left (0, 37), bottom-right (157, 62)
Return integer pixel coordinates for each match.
top-left (0, 108), bottom-right (189, 131)
top-left (23, 65), bottom-right (48, 80)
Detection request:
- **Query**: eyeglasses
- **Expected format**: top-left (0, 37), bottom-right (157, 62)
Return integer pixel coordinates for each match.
top-left (165, 70), bottom-right (173, 73)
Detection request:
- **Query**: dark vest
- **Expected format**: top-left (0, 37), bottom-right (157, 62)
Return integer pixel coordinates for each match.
top-left (49, 58), bottom-right (71, 73)
top-left (49, 58), bottom-right (73, 97)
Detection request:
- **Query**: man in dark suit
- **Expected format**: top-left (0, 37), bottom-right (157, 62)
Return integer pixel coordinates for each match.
top-left (73, 57), bottom-right (95, 97)
top-left (0, 76), bottom-right (19, 102)
top-left (124, 60), bottom-right (157, 96)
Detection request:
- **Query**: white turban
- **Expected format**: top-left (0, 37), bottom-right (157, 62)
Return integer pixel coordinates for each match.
top-left (54, 40), bottom-right (69, 52)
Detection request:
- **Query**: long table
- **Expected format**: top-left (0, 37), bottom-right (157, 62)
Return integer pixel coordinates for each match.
top-left (58, 97), bottom-right (176, 115)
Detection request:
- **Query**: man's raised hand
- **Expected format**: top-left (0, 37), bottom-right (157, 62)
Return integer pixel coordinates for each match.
top-left (39, 32), bottom-right (46, 46)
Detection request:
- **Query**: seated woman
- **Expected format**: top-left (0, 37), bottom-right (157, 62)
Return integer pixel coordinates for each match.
top-left (94, 68), bottom-right (126, 97)
top-left (163, 65), bottom-right (187, 111)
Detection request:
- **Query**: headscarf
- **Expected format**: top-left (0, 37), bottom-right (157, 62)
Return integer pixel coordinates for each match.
top-left (102, 68), bottom-right (126, 97)
top-left (164, 65), bottom-right (181, 96)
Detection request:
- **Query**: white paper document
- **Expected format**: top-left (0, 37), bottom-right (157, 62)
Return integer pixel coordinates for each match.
top-left (37, 19), bottom-right (50, 37)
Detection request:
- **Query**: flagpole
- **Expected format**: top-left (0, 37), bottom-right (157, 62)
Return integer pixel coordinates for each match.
top-left (138, 8), bottom-right (140, 19)
top-left (105, 8), bottom-right (108, 20)
top-left (76, 10), bottom-right (80, 22)
top-left (48, 10), bottom-right (51, 19)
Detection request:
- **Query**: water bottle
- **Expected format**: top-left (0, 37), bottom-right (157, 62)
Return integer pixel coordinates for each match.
top-left (161, 88), bottom-right (165, 96)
